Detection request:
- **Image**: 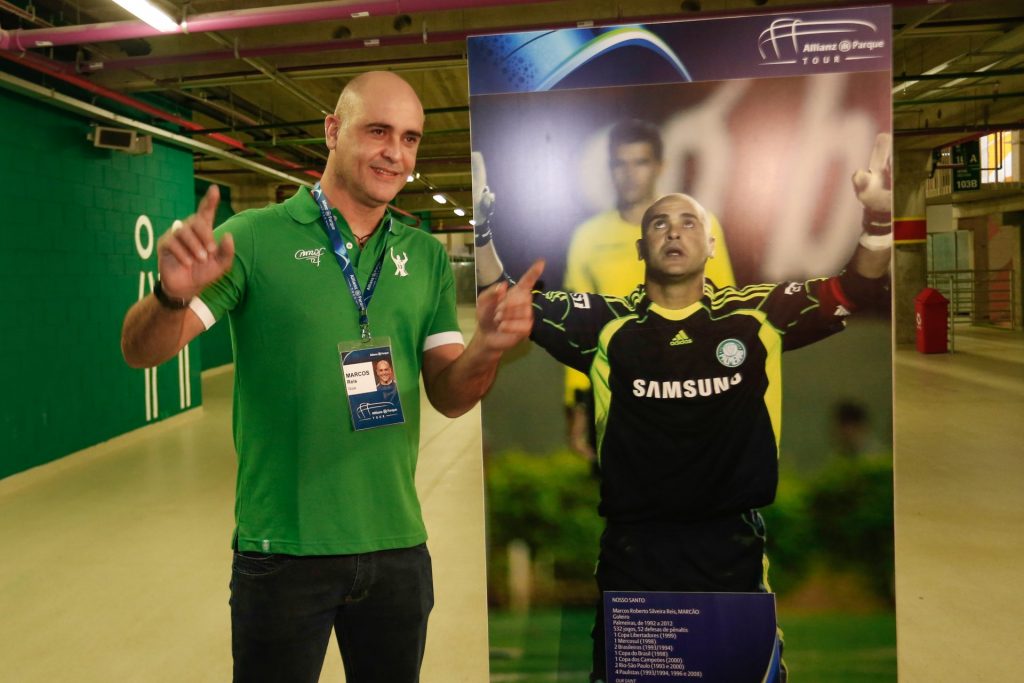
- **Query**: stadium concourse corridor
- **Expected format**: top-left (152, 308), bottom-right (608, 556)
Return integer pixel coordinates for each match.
top-left (893, 325), bottom-right (1024, 682)
top-left (1, 319), bottom-right (1021, 682)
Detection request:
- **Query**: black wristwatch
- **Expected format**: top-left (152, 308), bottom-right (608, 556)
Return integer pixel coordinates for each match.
top-left (153, 280), bottom-right (191, 310)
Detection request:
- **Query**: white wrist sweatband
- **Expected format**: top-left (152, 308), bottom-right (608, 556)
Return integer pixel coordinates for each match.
top-left (859, 232), bottom-right (893, 251)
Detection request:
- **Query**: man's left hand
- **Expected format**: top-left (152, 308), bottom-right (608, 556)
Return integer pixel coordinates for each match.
top-left (476, 259), bottom-right (545, 352)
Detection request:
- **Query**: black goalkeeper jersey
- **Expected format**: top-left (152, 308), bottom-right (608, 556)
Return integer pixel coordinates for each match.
top-left (530, 278), bottom-right (856, 524)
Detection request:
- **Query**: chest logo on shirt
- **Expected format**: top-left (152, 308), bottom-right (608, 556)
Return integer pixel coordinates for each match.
top-left (716, 339), bottom-right (746, 367)
top-left (391, 247), bottom-right (409, 277)
top-left (670, 329), bottom-right (692, 346)
top-left (295, 247), bottom-right (326, 267)
top-left (632, 373), bottom-right (743, 399)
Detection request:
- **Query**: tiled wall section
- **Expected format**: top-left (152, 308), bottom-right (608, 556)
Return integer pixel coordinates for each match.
top-left (0, 88), bottom-right (202, 479)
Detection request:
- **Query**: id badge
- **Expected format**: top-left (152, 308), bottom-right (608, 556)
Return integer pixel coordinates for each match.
top-left (339, 337), bottom-right (405, 430)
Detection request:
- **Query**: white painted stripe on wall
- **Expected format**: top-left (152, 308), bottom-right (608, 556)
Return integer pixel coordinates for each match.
top-left (151, 366), bottom-right (159, 418)
top-left (178, 349), bottom-right (185, 410)
top-left (144, 367), bottom-right (152, 421)
top-left (184, 345), bottom-right (192, 407)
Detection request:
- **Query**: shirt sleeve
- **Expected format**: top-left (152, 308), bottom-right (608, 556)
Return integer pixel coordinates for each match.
top-left (194, 214), bottom-right (254, 329)
top-left (530, 290), bottom-right (619, 375)
top-left (423, 245), bottom-right (463, 351)
top-left (758, 278), bottom-right (850, 351)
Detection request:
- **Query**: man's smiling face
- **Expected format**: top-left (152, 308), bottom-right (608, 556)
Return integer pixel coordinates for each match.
top-left (326, 74), bottom-right (424, 209)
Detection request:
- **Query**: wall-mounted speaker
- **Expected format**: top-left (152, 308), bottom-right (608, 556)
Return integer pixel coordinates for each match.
top-left (89, 125), bottom-right (153, 155)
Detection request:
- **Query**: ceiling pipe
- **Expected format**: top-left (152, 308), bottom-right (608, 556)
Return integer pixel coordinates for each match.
top-left (0, 70), bottom-right (310, 186)
top-left (81, 39), bottom-right (468, 74)
top-left (3, 0), bottom-right (1002, 54)
top-left (130, 59), bottom-right (464, 91)
top-left (0, 0), bottom-right (52, 26)
top-left (0, 0), bottom-right (562, 51)
top-left (0, 0), bottom-right (143, 75)
top-left (0, 49), bottom-right (321, 179)
top-left (894, 68), bottom-right (1024, 82)
top-left (894, 123), bottom-right (1023, 137)
top-left (243, 127), bottom-right (468, 147)
top-left (895, 91), bottom-right (1024, 107)
top-left (172, 88), bottom-right (325, 162)
top-left (187, 106), bottom-right (468, 135)
top-left (893, 3), bottom-right (947, 38)
top-left (29, 1), bottom-right (1006, 76)
top-left (0, 49), bottom-right (239, 145)
top-left (202, 30), bottom-right (334, 115)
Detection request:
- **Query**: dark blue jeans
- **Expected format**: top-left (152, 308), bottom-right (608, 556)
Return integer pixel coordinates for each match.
top-left (229, 544), bottom-right (433, 683)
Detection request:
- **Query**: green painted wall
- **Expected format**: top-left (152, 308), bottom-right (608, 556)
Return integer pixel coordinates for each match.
top-left (0, 88), bottom-right (201, 479)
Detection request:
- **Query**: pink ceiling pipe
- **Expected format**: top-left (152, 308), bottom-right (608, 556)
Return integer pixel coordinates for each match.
top-left (0, 0), bottom-right (558, 51)
top-left (75, 4), bottom-right (726, 74)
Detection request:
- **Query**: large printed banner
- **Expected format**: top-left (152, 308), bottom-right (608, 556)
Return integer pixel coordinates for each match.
top-left (470, 6), bottom-right (894, 681)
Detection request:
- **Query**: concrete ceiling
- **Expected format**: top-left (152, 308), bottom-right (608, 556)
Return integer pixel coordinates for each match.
top-left (2, 0), bottom-right (1023, 222)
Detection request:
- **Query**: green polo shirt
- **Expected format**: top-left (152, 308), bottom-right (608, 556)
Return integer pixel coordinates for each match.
top-left (194, 188), bottom-right (462, 555)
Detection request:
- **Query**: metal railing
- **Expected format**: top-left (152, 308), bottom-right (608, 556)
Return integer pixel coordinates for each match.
top-left (927, 269), bottom-right (1017, 349)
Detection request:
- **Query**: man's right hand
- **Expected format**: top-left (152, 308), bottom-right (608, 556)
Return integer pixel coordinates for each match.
top-left (157, 184), bottom-right (235, 299)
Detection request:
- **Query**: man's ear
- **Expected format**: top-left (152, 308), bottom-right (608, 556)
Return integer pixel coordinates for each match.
top-left (636, 238), bottom-right (645, 261)
top-left (707, 234), bottom-right (716, 260)
top-left (324, 115), bottom-right (340, 150)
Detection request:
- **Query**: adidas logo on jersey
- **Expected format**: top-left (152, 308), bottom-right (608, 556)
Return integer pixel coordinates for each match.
top-left (670, 329), bottom-right (692, 346)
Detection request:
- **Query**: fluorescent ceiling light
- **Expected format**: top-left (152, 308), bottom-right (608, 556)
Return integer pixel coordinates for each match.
top-left (432, 193), bottom-right (447, 204)
top-left (454, 208), bottom-right (466, 217)
top-left (469, 219), bottom-right (476, 226)
top-left (406, 175), bottom-right (415, 182)
top-left (112, 0), bottom-right (178, 33)
top-left (893, 57), bottom-right (955, 94)
top-left (942, 60), bottom-right (1002, 89)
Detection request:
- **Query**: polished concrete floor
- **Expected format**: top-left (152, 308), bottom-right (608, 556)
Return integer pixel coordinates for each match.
top-left (893, 325), bottom-right (1024, 682)
top-left (1, 323), bottom-right (1021, 682)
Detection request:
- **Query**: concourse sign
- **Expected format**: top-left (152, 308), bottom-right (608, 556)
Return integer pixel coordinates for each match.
top-left (953, 140), bottom-right (981, 192)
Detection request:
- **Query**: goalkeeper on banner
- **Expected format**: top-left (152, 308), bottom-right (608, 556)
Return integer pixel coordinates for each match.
top-left (473, 134), bottom-right (893, 683)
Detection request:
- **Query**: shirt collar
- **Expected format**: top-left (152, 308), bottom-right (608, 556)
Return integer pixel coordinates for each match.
top-left (284, 186), bottom-right (405, 237)
top-left (283, 186), bottom-right (321, 224)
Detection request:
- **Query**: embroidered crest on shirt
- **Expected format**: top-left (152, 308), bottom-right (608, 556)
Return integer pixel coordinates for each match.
top-left (391, 248), bottom-right (409, 277)
top-left (716, 338), bottom-right (747, 367)
top-left (295, 247), bottom-right (326, 267)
